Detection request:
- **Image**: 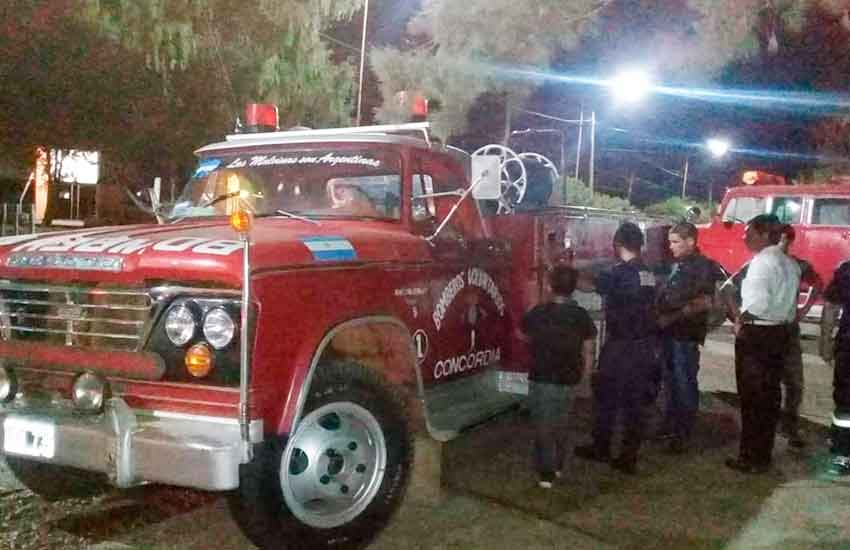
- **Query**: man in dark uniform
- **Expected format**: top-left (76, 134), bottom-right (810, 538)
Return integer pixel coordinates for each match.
top-left (820, 261), bottom-right (850, 476)
top-left (656, 222), bottom-right (724, 453)
top-left (574, 222), bottom-right (659, 475)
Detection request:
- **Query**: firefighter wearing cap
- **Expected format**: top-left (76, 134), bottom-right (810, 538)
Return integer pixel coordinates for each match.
top-left (821, 260), bottom-right (850, 476)
top-left (573, 222), bottom-right (660, 475)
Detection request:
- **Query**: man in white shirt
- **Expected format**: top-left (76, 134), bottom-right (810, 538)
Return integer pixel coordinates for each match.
top-left (726, 214), bottom-right (800, 474)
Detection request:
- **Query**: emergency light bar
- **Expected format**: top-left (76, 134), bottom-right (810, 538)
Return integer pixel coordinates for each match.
top-left (226, 122), bottom-right (432, 144)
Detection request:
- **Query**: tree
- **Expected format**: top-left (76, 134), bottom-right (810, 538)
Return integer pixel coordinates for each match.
top-left (371, 0), bottom-right (603, 138)
top-left (83, 0), bottom-right (361, 128)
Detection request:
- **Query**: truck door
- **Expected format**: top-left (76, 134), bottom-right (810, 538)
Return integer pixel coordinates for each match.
top-left (801, 194), bottom-right (850, 286)
top-left (705, 194), bottom-right (768, 274)
top-left (409, 151), bottom-right (514, 436)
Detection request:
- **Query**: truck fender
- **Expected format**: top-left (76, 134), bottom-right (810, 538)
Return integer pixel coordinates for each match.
top-left (278, 315), bottom-right (425, 435)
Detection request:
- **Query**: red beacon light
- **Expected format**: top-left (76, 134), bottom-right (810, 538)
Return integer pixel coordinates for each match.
top-left (741, 170), bottom-right (787, 186)
top-left (242, 103), bottom-right (279, 133)
top-left (395, 91), bottom-right (429, 122)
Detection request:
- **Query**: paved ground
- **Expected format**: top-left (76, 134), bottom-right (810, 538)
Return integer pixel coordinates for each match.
top-left (2, 327), bottom-right (849, 549)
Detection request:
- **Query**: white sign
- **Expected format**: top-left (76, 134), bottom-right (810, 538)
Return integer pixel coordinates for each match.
top-left (3, 417), bottom-right (55, 459)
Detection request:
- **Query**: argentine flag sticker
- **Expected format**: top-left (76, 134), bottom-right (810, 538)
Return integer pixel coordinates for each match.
top-left (301, 236), bottom-right (357, 262)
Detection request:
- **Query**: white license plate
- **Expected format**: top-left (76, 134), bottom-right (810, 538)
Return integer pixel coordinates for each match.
top-left (3, 416), bottom-right (55, 459)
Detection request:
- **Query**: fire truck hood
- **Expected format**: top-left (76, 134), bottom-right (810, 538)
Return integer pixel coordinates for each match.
top-left (0, 219), bottom-right (418, 287)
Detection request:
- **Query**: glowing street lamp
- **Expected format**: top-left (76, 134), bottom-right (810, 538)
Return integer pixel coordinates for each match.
top-left (682, 137), bottom-right (733, 199)
top-left (706, 137), bottom-right (731, 158)
top-left (609, 69), bottom-right (653, 105)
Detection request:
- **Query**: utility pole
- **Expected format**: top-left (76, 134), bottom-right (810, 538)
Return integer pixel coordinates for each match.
top-left (681, 155), bottom-right (690, 199)
top-left (575, 106), bottom-right (584, 180)
top-left (503, 97), bottom-right (512, 145)
top-left (355, 0), bottom-right (370, 126)
top-left (627, 171), bottom-right (635, 202)
top-left (589, 111), bottom-right (596, 196)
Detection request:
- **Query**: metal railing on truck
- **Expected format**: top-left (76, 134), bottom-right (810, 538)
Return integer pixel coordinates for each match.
top-left (0, 204), bottom-right (37, 236)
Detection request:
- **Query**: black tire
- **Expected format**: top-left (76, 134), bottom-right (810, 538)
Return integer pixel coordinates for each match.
top-left (4, 456), bottom-right (110, 501)
top-left (229, 361), bottom-right (412, 550)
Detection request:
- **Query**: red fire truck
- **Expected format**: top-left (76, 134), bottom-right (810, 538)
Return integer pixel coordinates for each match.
top-left (0, 110), bottom-right (666, 549)
top-left (698, 171), bottom-right (850, 295)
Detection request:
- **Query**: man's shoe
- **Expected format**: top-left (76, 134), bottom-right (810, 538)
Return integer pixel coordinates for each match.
top-left (665, 438), bottom-right (687, 455)
top-left (654, 430), bottom-right (676, 441)
top-left (828, 455), bottom-right (850, 476)
top-left (538, 472), bottom-right (555, 489)
top-left (611, 456), bottom-right (637, 475)
top-left (574, 444), bottom-right (611, 463)
top-left (788, 434), bottom-right (806, 449)
top-left (725, 457), bottom-right (769, 475)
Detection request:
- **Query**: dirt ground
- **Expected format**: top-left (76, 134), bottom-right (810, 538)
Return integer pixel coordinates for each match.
top-left (2, 329), bottom-right (849, 550)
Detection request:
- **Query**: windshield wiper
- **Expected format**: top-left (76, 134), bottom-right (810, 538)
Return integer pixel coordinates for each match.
top-left (201, 191), bottom-right (241, 209)
top-left (273, 209), bottom-right (321, 225)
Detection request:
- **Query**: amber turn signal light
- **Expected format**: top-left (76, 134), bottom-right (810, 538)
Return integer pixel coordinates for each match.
top-left (230, 210), bottom-right (253, 233)
top-left (185, 343), bottom-right (214, 378)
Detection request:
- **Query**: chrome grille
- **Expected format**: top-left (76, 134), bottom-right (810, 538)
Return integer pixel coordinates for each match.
top-left (0, 282), bottom-right (153, 351)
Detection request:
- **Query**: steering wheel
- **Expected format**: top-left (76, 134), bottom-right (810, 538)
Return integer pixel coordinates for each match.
top-left (472, 144), bottom-right (527, 214)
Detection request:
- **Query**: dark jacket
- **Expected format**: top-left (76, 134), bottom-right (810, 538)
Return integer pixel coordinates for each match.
top-left (657, 251), bottom-right (722, 343)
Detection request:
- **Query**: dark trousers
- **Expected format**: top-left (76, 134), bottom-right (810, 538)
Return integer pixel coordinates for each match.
top-left (529, 382), bottom-right (575, 475)
top-left (832, 350), bottom-right (850, 456)
top-left (662, 338), bottom-right (701, 441)
top-left (591, 337), bottom-right (660, 461)
top-left (781, 323), bottom-right (804, 434)
top-left (734, 324), bottom-right (793, 467)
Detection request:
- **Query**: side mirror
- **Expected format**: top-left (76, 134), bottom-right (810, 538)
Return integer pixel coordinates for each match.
top-left (471, 155), bottom-right (501, 200)
top-left (685, 206), bottom-right (701, 223)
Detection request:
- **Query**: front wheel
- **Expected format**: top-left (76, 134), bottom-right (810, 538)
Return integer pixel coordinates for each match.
top-left (229, 361), bottom-right (412, 549)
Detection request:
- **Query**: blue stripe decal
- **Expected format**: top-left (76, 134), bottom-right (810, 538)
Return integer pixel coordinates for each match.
top-left (301, 236), bottom-right (357, 262)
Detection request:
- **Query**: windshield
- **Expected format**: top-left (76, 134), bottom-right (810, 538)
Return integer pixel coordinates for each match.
top-left (171, 148), bottom-right (402, 220)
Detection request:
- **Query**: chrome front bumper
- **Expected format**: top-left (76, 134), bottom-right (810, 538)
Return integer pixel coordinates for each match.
top-left (0, 398), bottom-right (263, 491)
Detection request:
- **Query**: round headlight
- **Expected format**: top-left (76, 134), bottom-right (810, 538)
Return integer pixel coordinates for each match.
top-left (72, 372), bottom-right (107, 412)
top-left (0, 367), bottom-right (17, 402)
top-left (203, 307), bottom-right (236, 350)
top-left (165, 304), bottom-right (197, 346)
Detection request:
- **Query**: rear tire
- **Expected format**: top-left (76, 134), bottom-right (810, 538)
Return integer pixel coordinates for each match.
top-left (229, 361), bottom-right (412, 549)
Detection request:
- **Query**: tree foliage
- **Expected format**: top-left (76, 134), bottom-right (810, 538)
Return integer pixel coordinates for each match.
top-left (83, 0), bottom-right (361, 127)
top-left (371, 0), bottom-right (601, 138)
top-left (565, 178), bottom-right (633, 211)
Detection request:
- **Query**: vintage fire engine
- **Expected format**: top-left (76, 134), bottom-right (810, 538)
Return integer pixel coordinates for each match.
top-left (698, 170), bottom-right (850, 300)
top-left (0, 106), bottom-right (666, 549)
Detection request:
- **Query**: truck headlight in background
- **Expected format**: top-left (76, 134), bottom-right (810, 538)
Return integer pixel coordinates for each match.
top-left (165, 304), bottom-right (197, 346)
top-left (203, 307), bottom-right (236, 350)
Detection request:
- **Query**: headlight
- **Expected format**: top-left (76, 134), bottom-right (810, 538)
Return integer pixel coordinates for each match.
top-left (165, 304), bottom-right (197, 346)
top-left (203, 307), bottom-right (236, 350)
top-left (72, 372), bottom-right (107, 412)
top-left (0, 367), bottom-right (17, 402)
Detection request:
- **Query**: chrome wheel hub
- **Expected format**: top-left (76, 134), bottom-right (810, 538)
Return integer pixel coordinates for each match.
top-left (281, 401), bottom-right (387, 528)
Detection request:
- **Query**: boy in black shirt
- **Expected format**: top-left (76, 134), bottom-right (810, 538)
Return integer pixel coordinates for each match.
top-left (521, 265), bottom-right (597, 489)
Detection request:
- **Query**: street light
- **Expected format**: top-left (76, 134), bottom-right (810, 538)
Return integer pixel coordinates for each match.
top-left (682, 137), bottom-right (732, 199)
top-left (706, 138), bottom-right (731, 158)
top-left (609, 69), bottom-right (653, 105)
